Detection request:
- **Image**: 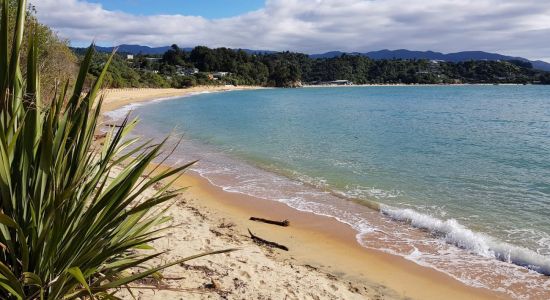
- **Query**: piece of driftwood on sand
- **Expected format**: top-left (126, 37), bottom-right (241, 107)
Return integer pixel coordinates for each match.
top-left (248, 229), bottom-right (289, 251)
top-left (249, 217), bottom-right (290, 227)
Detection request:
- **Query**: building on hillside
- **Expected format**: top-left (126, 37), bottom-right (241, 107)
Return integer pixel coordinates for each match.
top-left (176, 66), bottom-right (199, 76)
top-left (126, 54), bottom-right (134, 60)
top-left (330, 80), bottom-right (353, 85)
top-left (212, 71), bottom-right (229, 79)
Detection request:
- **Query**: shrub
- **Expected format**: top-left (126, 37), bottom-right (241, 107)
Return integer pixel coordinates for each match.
top-left (0, 0), bottom-right (232, 298)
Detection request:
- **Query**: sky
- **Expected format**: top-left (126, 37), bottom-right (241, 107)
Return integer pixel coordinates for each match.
top-left (33, 0), bottom-right (550, 61)
top-left (84, 0), bottom-right (265, 19)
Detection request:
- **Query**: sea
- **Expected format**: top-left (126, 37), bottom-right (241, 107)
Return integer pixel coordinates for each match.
top-left (106, 85), bottom-right (550, 299)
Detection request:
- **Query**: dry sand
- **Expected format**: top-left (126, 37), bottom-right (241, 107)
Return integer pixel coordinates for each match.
top-left (102, 87), bottom-right (509, 300)
top-left (101, 86), bottom-right (263, 112)
top-left (115, 167), bottom-right (399, 300)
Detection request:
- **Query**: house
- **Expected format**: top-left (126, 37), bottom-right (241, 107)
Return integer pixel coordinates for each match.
top-left (330, 80), bottom-right (353, 85)
top-left (212, 72), bottom-right (229, 79)
top-left (176, 66), bottom-right (199, 76)
top-left (126, 54), bottom-right (134, 60)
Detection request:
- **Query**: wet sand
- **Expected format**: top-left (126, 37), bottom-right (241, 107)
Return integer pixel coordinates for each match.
top-left (103, 88), bottom-right (509, 299)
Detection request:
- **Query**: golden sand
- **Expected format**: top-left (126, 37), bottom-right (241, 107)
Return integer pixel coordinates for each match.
top-left (101, 86), bottom-right (263, 112)
top-left (103, 87), bottom-right (509, 299)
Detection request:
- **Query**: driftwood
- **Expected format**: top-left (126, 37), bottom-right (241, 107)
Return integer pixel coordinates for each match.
top-left (105, 123), bottom-right (123, 128)
top-left (94, 133), bottom-right (107, 140)
top-left (249, 217), bottom-right (289, 227)
top-left (248, 229), bottom-right (289, 251)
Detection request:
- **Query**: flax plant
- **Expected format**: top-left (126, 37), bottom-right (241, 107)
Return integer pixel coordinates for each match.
top-left (0, 1), bottom-right (233, 299)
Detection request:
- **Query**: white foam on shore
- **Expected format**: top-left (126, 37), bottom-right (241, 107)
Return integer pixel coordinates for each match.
top-left (189, 152), bottom-right (550, 278)
top-left (191, 164), bottom-right (376, 237)
top-left (186, 147), bottom-right (550, 278)
top-left (103, 102), bottom-right (146, 120)
top-left (187, 158), bottom-right (550, 299)
top-left (124, 99), bottom-right (550, 299)
top-left (380, 205), bottom-right (550, 275)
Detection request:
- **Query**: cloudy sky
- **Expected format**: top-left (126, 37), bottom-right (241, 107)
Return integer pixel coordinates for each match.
top-left (33, 0), bottom-right (550, 61)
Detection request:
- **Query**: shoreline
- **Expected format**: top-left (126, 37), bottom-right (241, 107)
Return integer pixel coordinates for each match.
top-left (101, 85), bottom-right (265, 112)
top-left (302, 82), bottom-right (535, 88)
top-left (101, 87), bottom-right (509, 299)
top-left (178, 169), bottom-right (505, 300)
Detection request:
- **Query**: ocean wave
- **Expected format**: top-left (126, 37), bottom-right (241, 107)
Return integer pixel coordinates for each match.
top-left (126, 86), bottom-right (550, 298)
top-left (191, 149), bottom-right (550, 276)
top-left (380, 205), bottom-right (550, 275)
top-left (151, 137), bottom-right (549, 298)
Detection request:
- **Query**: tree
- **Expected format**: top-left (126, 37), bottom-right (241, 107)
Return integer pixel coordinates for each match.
top-left (0, 1), bottom-right (232, 298)
top-left (3, 0), bottom-right (77, 97)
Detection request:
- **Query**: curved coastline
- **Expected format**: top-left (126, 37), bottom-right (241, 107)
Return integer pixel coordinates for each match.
top-left (101, 86), bottom-right (265, 113)
top-left (100, 87), bottom-right (516, 300)
top-left (175, 138), bottom-right (550, 299)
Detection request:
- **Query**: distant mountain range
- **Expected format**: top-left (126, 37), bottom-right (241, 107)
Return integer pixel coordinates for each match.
top-left (94, 44), bottom-right (174, 55)
top-left (90, 44), bottom-right (550, 71)
top-left (310, 49), bottom-right (550, 71)
top-left (93, 44), bottom-right (276, 56)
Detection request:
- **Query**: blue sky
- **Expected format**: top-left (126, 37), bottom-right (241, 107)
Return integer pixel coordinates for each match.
top-left (86, 0), bottom-right (265, 18)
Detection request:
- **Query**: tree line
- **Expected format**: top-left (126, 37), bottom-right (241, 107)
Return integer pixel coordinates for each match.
top-left (81, 44), bottom-right (550, 88)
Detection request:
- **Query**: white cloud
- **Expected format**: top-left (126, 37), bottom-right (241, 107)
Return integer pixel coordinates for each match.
top-left (33, 0), bottom-right (550, 60)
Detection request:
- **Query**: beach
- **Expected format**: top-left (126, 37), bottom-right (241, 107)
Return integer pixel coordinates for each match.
top-left (6, 0), bottom-right (548, 298)
top-left (99, 87), bottom-right (514, 299)
top-left (101, 86), bottom-right (263, 113)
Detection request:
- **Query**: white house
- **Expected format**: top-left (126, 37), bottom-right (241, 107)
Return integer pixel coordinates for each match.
top-left (212, 71), bottom-right (229, 78)
top-left (176, 66), bottom-right (199, 76)
top-left (330, 80), bottom-right (353, 85)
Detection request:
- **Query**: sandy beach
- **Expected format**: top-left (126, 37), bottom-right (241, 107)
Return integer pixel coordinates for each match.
top-left (102, 87), bottom-right (510, 300)
top-left (101, 86), bottom-right (263, 112)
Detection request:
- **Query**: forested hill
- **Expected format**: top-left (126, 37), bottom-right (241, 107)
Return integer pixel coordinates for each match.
top-left (87, 44), bottom-right (550, 71)
top-left (5, 0), bottom-right (77, 96)
top-left (310, 49), bottom-right (550, 71)
top-left (82, 45), bottom-right (550, 88)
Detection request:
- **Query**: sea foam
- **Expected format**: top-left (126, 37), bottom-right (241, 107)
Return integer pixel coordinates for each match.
top-left (121, 85), bottom-right (550, 298)
top-left (380, 205), bottom-right (550, 275)
top-left (103, 102), bottom-right (145, 120)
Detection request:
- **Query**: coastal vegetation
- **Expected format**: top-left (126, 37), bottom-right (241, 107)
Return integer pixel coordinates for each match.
top-left (80, 44), bottom-right (550, 88)
top-left (5, 0), bottom-right (77, 96)
top-left (0, 0), bottom-right (231, 298)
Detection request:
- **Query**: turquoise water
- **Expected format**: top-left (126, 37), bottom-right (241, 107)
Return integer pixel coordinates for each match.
top-left (110, 86), bottom-right (550, 298)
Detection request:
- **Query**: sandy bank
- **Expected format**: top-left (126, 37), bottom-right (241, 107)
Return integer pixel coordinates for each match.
top-left (101, 86), bottom-right (263, 113)
top-left (100, 88), bottom-right (509, 299)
